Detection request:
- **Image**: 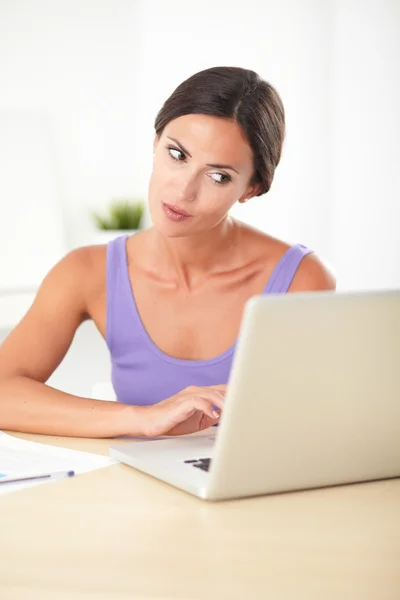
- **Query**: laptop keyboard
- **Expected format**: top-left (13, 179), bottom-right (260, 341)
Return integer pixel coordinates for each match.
top-left (184, 458), bottom-right (211, 472)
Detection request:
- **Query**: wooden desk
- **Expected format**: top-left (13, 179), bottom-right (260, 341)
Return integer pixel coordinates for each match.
top-left (1, 432), bottom-right (399, 600)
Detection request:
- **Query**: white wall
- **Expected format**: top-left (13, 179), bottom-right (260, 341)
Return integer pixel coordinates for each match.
top-left (332, 0), bottom-right (400, 290)
top-left (0, 0), bottom-right (333, 256)
top-left (0, 0), bottom-right (399, 394)
top-left (0, 0), bottom-right (143, 249)
top-left (1, 0), bottom-right (399, 292)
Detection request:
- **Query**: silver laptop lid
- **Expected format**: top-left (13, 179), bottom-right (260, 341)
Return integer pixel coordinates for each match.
top-left (207, 290), bottom-right (400, 500)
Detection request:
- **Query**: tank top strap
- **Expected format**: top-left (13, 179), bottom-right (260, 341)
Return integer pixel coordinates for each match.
top-left (106, 234), bottom-right (134, 353)
top-left (263, 244), bottom-right (313, 294)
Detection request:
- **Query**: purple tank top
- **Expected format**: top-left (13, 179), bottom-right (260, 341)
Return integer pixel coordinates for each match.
top-left (106, 235), bottom-right (312, 405)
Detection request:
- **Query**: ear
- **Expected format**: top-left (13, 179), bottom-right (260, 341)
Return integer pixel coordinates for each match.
top-left (238, 182), bottom-right (262, 203)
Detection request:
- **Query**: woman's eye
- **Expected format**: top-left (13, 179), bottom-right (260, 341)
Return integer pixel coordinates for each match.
top-left (211, 173), bottom-right (231, 185)
top-left (168, 147), bottom-right (185, 161)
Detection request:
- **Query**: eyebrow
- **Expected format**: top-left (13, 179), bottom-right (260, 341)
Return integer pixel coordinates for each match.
top-left (167, 137), bottom-right (240, 175)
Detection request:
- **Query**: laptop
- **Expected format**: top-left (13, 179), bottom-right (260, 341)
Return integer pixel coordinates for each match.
top-left (109, 290), bottom-right (400, 501)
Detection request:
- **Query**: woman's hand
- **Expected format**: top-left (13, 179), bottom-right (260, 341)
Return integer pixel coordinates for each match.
top-left (142, 385), bottom-right (227, 437)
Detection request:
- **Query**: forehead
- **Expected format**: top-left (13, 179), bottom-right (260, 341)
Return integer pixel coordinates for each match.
top-left (162, 114), bottom-right (254, 168)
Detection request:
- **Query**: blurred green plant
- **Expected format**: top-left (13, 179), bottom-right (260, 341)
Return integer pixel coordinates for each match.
top-left (92, 199), bottom-right (144, 230)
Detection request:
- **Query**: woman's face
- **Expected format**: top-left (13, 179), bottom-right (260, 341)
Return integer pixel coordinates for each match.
top-left (148, 114), bottom-right (259, 237)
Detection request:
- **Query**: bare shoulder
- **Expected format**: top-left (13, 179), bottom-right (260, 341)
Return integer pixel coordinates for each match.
top-left (237, 221), bottom-right (291, 265)
top-left (237, 221), bottom-right (336, 292)
top-left (288, 252), bottom-right (336, 292)
top-left (70, 243), bottom-right (106, 268)
top-left (35, 244), bottom-right (107, 318)
top-left (71, 243), bottom-right (107, 278)
top-left (0, 244), bottom-right (108, 382)
top-left (53, 244), bottom-right (106, 287)
top-left (64, 244), bottom-right (107, 308)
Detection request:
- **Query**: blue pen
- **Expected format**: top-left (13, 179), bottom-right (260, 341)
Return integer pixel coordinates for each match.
top-left (0, 470), bottom-right (75, 484)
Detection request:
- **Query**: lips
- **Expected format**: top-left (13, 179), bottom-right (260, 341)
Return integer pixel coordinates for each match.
top-left (162, 203), bottom-right (192, 217)
top-left (162, 202), bottom-right (193, 223)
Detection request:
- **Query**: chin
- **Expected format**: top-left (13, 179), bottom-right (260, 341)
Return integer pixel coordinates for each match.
top-left (153, 221), bottom-right (193, 238)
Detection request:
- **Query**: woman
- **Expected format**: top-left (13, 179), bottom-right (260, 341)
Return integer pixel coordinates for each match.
top-left (0, 66), bottom-right (335, 438)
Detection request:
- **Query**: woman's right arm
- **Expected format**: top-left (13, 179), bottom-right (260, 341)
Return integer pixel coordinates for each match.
top-left (0, 248), bottom-right (142, 438)
top-left (0, 248), bottom-right (226, 438)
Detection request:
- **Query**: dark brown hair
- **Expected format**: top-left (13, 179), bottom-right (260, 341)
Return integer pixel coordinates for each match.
top-left (154, 66), bottom-right (285, 196)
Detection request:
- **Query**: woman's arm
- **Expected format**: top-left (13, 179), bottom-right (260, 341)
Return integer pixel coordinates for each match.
top-left (0, 247), bottom-right (225, 438)
top-left (0, 248), bottom-right (144, 437)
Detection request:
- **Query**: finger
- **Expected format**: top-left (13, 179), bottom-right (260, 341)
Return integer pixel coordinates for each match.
top-left (195, 396), bottom-right (224, 418)
top-left (195, 388), bottom-right (226, 405)
top-left (198, 412), bottom-right (221, 431)
top-left (170, 393), bottom-right (224, 424)
top-left (197, 390), bottom-right (225, 410)
top-left (180, 397), bottom-right (221, 420)
top-left (168, 398), bottom-right (214, 422)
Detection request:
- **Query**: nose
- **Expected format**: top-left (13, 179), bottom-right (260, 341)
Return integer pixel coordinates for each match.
top-left (175, 171), bottom-right (198, 203)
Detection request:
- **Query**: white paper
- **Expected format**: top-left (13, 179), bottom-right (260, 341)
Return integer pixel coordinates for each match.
top-left (0, 432), bottom-right (116, 495)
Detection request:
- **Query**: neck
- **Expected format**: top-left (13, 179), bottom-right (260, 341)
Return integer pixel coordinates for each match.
top-left (148, 217), bottom-right (240, 290)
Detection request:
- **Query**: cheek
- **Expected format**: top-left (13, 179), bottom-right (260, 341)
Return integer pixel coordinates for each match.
top-left (148, 162), bottom-right (164, 201)
top-left (148, 158), bottom-right (175, 196)
top-left (202, 184), bottom-right (238, 210)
